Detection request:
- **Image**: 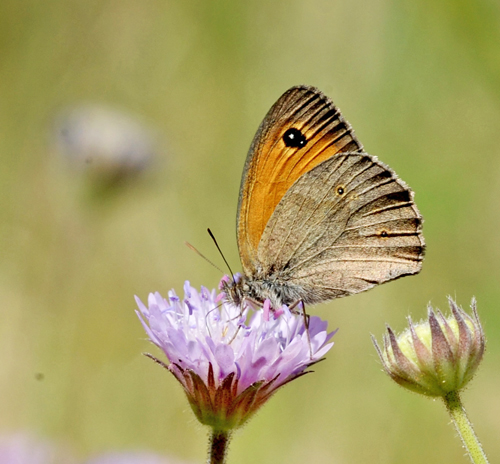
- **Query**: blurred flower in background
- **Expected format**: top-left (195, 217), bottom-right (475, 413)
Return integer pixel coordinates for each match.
top-left (0, 433), bottom-right (191, 464)
top-left (53, 104), bottom-right (158, 184)
top-left (0, 433), bottom-right (76, 464)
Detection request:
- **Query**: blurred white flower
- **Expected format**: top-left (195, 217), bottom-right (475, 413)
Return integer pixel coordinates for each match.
top-left (54, 104), bottom-right (157, 178)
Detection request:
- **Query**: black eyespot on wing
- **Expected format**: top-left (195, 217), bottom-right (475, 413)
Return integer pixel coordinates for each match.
top-left (283, 128), bottom-right (307, 148)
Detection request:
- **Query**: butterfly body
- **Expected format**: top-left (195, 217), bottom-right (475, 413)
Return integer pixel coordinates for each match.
top-left (222, 86), bottom-right (424, 310)
top-left (222, 268), bottom-right (306, 310)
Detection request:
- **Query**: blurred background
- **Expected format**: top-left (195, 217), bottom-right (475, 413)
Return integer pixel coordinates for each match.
top-left (1, 0), bottom-right (499, 462)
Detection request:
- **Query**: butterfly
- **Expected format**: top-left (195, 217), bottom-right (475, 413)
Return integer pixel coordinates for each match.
top-left (221, 85), bottom-right (425, 310)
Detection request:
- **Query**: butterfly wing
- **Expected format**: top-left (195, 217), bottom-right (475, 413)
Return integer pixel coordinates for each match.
top-left (257, 152), bottom-right (425, 303)
top-left (237, 86), bottom-right (363, 274)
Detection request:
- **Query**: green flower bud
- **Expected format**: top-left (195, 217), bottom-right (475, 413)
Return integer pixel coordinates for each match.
top-left (373, 298), bottom-right (485, 397)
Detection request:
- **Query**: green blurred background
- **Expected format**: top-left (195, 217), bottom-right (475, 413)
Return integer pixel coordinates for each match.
top-left (1, 0), bottom-right (499, 462)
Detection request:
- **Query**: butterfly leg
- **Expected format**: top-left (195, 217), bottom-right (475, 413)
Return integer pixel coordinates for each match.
top-left (205, 301), bottom-right (227, 338)
top-left (206, 299), bottom-right (246, 342)
top-left (290, 300), bottom-right (313, 360)
top-left (226, 297), bottom-right (257, 344)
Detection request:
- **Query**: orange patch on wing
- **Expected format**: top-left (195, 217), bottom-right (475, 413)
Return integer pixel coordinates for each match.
top-left (244, 123), bottom-right (358, 253)
top-left (236, 86), bottom-right (365, 273)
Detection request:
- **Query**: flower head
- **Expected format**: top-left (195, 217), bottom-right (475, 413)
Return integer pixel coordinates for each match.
top-left (372, 297), bottom-right (485, 397)
top-left (136, 281), bottom-right (336, 430)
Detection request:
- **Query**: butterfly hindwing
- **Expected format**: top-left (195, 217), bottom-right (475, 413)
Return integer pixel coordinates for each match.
top-left (256, 153), bottom-right (424, 303)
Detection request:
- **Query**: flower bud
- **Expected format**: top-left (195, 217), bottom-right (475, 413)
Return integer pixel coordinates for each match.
top-left (373, 297), bottom-right (485, 397)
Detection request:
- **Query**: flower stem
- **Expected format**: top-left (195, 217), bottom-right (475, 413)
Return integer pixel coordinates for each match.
top-left (443, 391), bottom-right (489, 464)
top-left (208, 429), bottom-right (231, 464)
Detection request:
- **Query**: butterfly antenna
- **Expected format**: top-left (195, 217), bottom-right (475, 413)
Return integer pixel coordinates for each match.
top-left (207, 228), bottom-right (236, 281)
top-left (185, 242), bottom-right (225, 274)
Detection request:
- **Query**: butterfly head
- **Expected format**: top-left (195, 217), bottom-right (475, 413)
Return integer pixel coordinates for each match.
top-left (219, 273), bottom-right (249, 309)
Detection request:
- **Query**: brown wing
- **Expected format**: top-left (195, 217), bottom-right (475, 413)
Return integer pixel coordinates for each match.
top-left (256, 153), bottom-right (425, 303)
top-left (237, 85), bottom-right (363, 273)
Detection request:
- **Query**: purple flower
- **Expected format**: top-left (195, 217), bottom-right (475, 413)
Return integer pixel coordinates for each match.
top-left (136, 281), bottom-right (336, 430)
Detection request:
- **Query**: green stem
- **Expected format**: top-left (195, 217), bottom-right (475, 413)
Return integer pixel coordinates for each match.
top-left (443, 391), bottom-right (489, 464)
top-left (208, 429), bottom-right (231, 464)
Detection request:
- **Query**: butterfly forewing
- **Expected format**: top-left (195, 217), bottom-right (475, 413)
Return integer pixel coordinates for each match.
top-left (237, 86), bottom-right (363, 273)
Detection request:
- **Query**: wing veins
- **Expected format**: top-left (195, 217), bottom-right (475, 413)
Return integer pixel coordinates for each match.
top-left (343, 219), bottom-right (420, 232)
top-left (288, 251), bottom-right (419, 274)
top-left (360, 201), bottom-right (413, 217)
top-left (293, 256), bottom-right (417, 275)
top-left (269, 155), bottom-right (356, 260)
top-left (280, 156), bottom-right (377, 262)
